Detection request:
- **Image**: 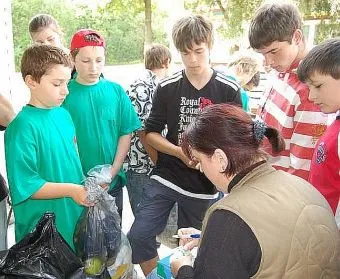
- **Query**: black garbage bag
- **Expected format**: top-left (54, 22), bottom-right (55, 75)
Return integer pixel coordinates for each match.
top-left (0, 212), bottom-right (83, 279)
top-left (73, 175), bottom-right (121, 277)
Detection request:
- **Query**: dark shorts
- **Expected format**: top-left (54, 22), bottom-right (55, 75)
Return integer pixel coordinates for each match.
top-left (127, 179), bottom-right (217, 263)
top-left (125, 171), bottom-right (152, 215)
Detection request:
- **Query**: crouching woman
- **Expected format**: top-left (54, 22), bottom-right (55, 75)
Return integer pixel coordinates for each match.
top-left (172, 104), bottom-right (340, 279)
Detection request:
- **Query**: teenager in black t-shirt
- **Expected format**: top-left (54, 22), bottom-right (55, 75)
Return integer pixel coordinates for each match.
top-left (127, 15), bottom-right (242, 276)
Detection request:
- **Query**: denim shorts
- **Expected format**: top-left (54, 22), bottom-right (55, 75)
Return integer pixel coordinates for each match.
top-left (125, 171), bottom-right (152, 215)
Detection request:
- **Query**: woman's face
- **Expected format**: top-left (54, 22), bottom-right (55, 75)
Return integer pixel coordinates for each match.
top-left (190, 148), bottom-right (230, 192)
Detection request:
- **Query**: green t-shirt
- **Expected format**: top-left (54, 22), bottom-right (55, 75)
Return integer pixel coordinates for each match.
top-left (227, 75), bottom-right (249, 112)
top-left (4, 106), bottom-right (84, 249)
top-left (64, 78), bottom-right (141, 188)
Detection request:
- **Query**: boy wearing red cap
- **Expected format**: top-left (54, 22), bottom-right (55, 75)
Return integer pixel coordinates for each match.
top-left (63, 29), bottom-right (141, 217)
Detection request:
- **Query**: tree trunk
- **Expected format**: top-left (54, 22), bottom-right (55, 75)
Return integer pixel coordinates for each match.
top-left (215, 0), bottom-right (228, 22)
top-left (144, 0), bottom-right (152, 51)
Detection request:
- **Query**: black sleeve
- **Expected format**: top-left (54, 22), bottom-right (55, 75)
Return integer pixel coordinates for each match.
top-left (144, 84), bottom-right (167, 134)
top-left (0, 174), bottom-right (8, 201)
top-left (232, 88), bottom-right (243, 107)
top-left (176, 210), bottom-right (261, 279)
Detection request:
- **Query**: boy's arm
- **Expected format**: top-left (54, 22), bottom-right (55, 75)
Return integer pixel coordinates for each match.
top-left (137, 130), bottom-right (157, 164)
top-left (109, 85), bottom-right (143, 179)
top-left (288, 92), bottom-right (328, 180)
top-left (144, 85), bottom-right (197, 169)
top-left (146, 132), bottom-right (197, 169)
top-left (32, 182), bottom-right (91, 206)
top-left (0, 94), bottom-right (15, 127)
top-left (111, 134), bottom-right (132, 179)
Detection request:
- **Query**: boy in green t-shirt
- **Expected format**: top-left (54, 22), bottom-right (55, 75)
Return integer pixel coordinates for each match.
top-left (5, 45), bottom-right (91, 249)
top-left (63, 29), bottom-right (141, 217)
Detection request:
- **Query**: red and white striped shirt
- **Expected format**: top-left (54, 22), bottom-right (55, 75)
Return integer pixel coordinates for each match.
top-left (259, 64), bottom-right (328, 181)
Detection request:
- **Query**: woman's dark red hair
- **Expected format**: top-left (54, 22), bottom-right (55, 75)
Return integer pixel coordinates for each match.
top-left (181, 104), bottom-right (285, 177)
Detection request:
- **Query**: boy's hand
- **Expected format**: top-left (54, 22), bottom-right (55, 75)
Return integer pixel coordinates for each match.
top-left (177, 148), bottom-right (200, 170)
top-left (100, 184), bottom-right (109, 190)
top-left (71, 186), bottom-right (94, 207)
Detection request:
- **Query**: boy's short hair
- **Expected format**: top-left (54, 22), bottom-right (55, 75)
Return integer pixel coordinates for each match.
top-left (249, 3), bottom-right (302, 50)
top-left (172, 15), bottom-right (213, 52)
top-left (21, 45), bottom-right (73, 82)
top-left (298, 38), bottom-right (340, 82)
top-left (144, 44), bottom-right (171, 70)
top-left (229, 55), bottom-right (260, 77)
top-left (29, 14), bottom-right (61, 35)
top-left (244, 71), bottom-right (261, 91)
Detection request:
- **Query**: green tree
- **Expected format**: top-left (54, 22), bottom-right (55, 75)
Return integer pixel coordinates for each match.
top-left (144, 0), bottom-right (153, 50)
top-left (11, 0), bottom-right (75, 70)
top-left (11, 0), bottom-right (168, 69)
top-left (185, 0), bottom-right (340, 42)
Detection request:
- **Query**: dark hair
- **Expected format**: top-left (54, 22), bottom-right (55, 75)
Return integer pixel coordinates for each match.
top-left (29, 14), bottom-right (61, 35)
top-left (172, 15), bottom-right (213, 52)
top-left (298, 38), bottom-right (340, 82)
top-left (181, 104), bottom-right (285, 177)
top-left (70, 49), bottom-right (80, 60)
top-left (21, 45), bottom-right (72, 82)
top-left (144, 43), bottom-right (172, 70)
top-left (249, 3), bottom-right (302, 50)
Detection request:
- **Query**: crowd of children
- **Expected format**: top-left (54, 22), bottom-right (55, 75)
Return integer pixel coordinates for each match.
top-left (1, 1), bottom-right (340, 278)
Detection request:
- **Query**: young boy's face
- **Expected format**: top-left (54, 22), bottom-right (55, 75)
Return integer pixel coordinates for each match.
top-left (31, 26), bottom-right (62, 48)
top-left (27, 64), bottom-right (71, 108)
top-left (256, 36), bottom-right (300, 72)
top-left (180, 42), bottom-right (210, 77)
top-left (306, 72), bottom-right (340, 114)
top-left (73, 46), bottom-right (105, 85)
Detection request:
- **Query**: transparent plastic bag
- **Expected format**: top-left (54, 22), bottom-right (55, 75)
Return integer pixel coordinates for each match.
top-left (74, 165), bottom-right (132, 278)
top-left (106, 233), bottom-right (133, 279)
top-left (87, 164), bottom-right (112, 186)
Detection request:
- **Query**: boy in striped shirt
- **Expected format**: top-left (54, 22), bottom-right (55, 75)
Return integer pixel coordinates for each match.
top-left (298, 38), bottom-right (340, 228)
top-left (248, 3), bottom-right (328, 180)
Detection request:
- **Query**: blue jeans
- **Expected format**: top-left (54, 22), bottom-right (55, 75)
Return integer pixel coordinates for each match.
top-left (125, 171), bottom-right (152, 215)
top-left (146, 268), bottom-right (160, 279)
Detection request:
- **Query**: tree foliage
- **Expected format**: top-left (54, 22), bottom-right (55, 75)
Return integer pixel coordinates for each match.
top-left (11, 0), bottom-right (168, 70)
top-left (185, 0), bottom-right (340, 42)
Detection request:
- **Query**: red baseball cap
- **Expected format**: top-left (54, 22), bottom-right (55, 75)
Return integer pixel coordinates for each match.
top-left (70, 29), bottom-right (105, 51)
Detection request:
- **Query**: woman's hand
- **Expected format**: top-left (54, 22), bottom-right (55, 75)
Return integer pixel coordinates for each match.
top-left (171, 254), bottom-right (193, 278)
top-left (177, 227), bottom-right (201, 250)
